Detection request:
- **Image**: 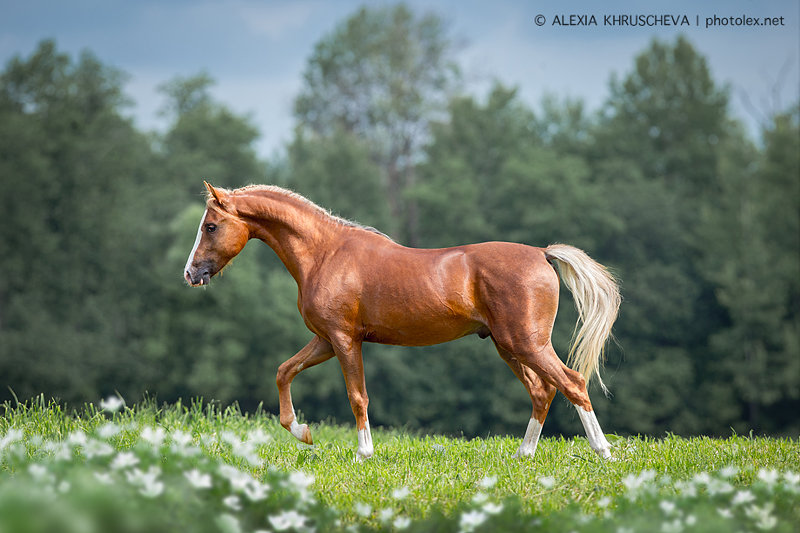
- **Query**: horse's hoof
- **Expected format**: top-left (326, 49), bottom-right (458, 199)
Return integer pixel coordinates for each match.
top-left (291, 421), bottom-right (313, 445)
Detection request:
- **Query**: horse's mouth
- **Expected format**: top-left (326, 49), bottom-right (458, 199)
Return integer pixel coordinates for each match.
top-left (184, 269), bottom-right (212, 287)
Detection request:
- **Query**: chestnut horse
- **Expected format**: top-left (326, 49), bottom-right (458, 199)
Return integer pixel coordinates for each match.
top-left (184, 182), bottom-right (621, 461)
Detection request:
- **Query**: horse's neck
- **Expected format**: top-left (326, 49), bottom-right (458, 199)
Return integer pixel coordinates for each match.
top-left (235, 191), bottom-right (338, 285)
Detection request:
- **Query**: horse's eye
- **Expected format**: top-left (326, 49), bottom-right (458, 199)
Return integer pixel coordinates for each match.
top-left (205, 223), bottom-right (217, 234)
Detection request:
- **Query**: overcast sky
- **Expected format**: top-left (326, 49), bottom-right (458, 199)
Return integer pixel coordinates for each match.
top-left (2, 0), bottom-right (798, 158)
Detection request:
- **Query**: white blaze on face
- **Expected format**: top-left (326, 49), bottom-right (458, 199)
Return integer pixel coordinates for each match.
top-left (184, 209), bottom-right (208, 277)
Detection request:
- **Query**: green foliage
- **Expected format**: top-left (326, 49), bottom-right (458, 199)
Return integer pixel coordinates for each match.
top-left (1, 400), bottom-right (799, 532)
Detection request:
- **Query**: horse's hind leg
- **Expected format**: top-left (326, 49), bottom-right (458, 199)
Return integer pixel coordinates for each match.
top-left (495, 344), bottom-right (556, 458)
top-left (517, 342), bottom-right (612, 459)
top-left (276, 336), bottom-right (335, 444)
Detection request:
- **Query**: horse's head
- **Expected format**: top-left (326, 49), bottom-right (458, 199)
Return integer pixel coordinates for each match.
top-left (184, 182), bottom-right (250, 286)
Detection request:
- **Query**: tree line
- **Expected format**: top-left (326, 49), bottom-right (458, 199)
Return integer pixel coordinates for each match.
top-left (1, 4), bottom-right (797, 438)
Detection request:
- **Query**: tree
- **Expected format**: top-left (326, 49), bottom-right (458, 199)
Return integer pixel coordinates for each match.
top-left (294, 3), bottom-right (460, 244)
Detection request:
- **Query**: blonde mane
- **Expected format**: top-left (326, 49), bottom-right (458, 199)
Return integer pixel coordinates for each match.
top-left (213, 184), bottom-right (392, 240)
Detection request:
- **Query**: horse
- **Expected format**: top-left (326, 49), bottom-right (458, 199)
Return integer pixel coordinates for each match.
top-left (184, 182), bottom-right (621, 461)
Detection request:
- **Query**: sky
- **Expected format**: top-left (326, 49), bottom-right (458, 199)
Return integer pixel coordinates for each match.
top-left (2, 0), bottom-right (798, 158)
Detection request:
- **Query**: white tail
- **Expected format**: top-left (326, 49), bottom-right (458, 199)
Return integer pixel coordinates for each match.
top-left (545, 244), bottom-right (621, 394)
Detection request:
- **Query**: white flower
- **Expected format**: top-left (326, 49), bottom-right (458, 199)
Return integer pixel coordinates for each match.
top-left (393, 516), bottom-right (411, 529)
top-left (184, 469), bottom-right (213, 489)
top-left (707, 478), bottom-right (734, 495)
top-left (659, 500), bottom-right (676, 514)
top-left (223, 495), bottom-right (241, 511)
top-left (483, 502), bottom-right (503, 515)
top-left (171, 430), bottom-right (193, 447)
top-left (139, 480), bottom-right (164, 498)
top-left (392, 486), bottom-right (410, 500)
top-left (757, 469), bottom-right (780, 486)
top-left (94, 472), bottom-right (114, 485)
top-left (84, 439), bottom-right (114, 459)
top-left (110, 451), bottom-right (139, 470)
top-left (685, 515), bottom-right (696, 527)
top-left (745, 503), bottom-right (777, 530)
top-left (538, 476), bottom-right (555, 489)
top-left (68, 430), bottom-right (88, 447)
top-left (288, 471), bottom-right (315, 491)
top-left (218, 464), bottom-right (253, 492)
top-left (0, 429), bottom-right (23, 450)
top-left (784, 471), bottom-right (800, 486)
top-left (57, 480), bottom-right (71, 493)
top-left (597, 496), bottom-right (612, 508)
top-left (692, 472), bottom-right (711, 485)
top-left (379, 507), bottom-right (394, 523)
top-left (243, 480), bottom-right (269, 501)
top-left (479, 475), bottom-right (497, 489)
top-left (719, 465), bottom-right (739, 478)
top-left (354, 502), bottom-right (372, 517)
top-left (268, 510), bottom-right (307, 531)
top-left (97, 423), bottom-right (121, 439)
top-left (731, 490), bottom-right (755, 506)
top-left (28, 464), bottom-right (50, 481)
top-left (459, 510), bottom-right (488, 533)
top-left (717, 507), bottom-right (733, 519)
top-left (140, 427), bottom-right (166, 448)
top-left (246, 428), bottom-right (272, 445)
top-left (472, 492), bottom-right (489, 504)
top-left (100, 396), bottom-right (125, 412)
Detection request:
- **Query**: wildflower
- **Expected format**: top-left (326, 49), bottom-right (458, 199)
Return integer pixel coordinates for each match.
top-left (243, 480), bottom-right (269, 501)
top-left (218, 464), bottom-right (253, 491)
top-left (140, 426), bottom-right (166, 448)
top-left (538, 476), bottom-right (555, 489)
top-left (68, 430), bottom-right (88, 447)
top-left (719, 465), bottom-right (739, 478)
top-left (0, 429), bottom-right (23, 451)
top-left (692, 472), bottom-right (711, 485)
top-left (379, 507), bottom-right (395, 523)
top-left (171, 430), bottom-right (193, 447)
top-left (246, 428), bottom-right (272, 445)
top-left (97, 423), bottom-right (121, 439)
top-left (392, 486), bottom-right (410, 500)
top-left (100, 396), bottom-right (125, 412)
top-left (783, 471), bottom-right (799, 485)
top-left (717, 508), bottom-right (733, 519)
top-left (745, 503), bottom-right (777, 530)
top-left (706, 478), bottom-right (734, 495)
top-left (472, 492), bottom-right (489, 504)
top-left (459, 510), bottom-right (488, 533)
top-left (268, 510), bottom-right (307, 531)
top-left (597, 496), bottom-right (612, 508)
top-left (84, 439), bottom-right (114, 459)
top-left (184, 469), bottom-right (213, 489)
top-left (731, 490), bottom-right (756, 506)
top-left (659, 500), bottom-right (676, 515)
top-left (288, 471), bottom-right (315, 491)
top-left (354, 502), bottom-right (372, 517)
top-left (110, 451), bottom-right (139, 470)
top-left (393, 516), bottom-right (411, 529)
top-left (94, 472), bottom-right (114, 485)
top-left (685, 515), bottom-right (696, 527)
top-left (223, 495), bottom-right (242, 511)
top-left (57, 480), bottom-right (71, 493)
top-left (483, 502), bottom-right (503, 515)
top-left (479, 475), bottom-right (497, 489)
top-left (28, 464), bottom-right (50, 481)
top-left (757, 469), bottom-right (780, 486)
top-left (139, 480), bottom-right (164, 498)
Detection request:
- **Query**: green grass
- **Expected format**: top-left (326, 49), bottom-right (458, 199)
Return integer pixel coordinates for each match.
top-left (1, 396), bottom-right (798, 532)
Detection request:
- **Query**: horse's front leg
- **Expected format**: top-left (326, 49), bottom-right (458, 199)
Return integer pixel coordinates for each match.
top-left (276, 336), bottom-right (335, 445)
top-left (330, 335), bottom-right (373, 461)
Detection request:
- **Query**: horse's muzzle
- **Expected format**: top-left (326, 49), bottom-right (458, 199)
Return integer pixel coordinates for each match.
top-left (184, 267), bottom-right (211, 287)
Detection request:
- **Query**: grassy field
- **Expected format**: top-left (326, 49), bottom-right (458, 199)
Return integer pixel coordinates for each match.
top-left (1, 396), bottom-right (798, 532)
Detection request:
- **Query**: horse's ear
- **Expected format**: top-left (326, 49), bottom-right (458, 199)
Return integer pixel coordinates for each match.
top-left (204, 181), bottom-right (232, 212)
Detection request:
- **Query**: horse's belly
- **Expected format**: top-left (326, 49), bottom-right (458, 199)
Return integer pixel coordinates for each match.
top-left (362, 312), bottom-right (484, 346)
